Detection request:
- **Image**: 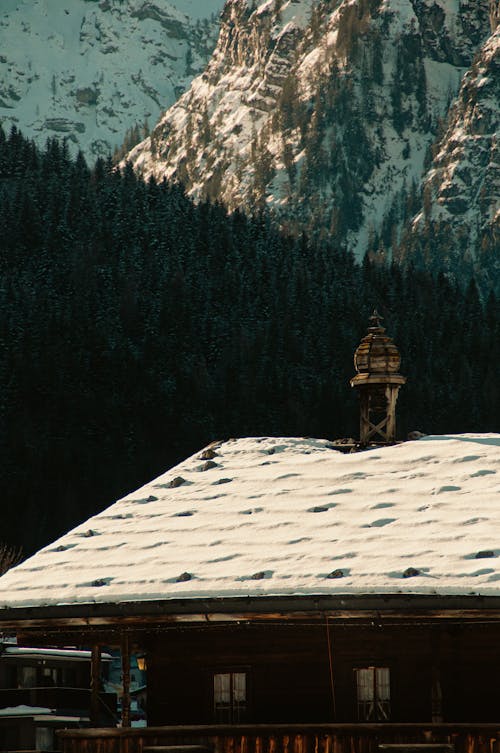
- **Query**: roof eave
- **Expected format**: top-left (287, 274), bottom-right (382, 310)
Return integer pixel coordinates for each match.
top-left (2, 593), bottom-right (500, 631)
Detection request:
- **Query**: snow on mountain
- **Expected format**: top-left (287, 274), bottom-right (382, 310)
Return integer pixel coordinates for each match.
top-left (399, 25), bottom-right (500, 292)
top-left (126, 0), bottom-right (492, 260)
top-left (1, 433), bottom-right (500, 608)
top-left (0, 0), bottom-right (225, 159)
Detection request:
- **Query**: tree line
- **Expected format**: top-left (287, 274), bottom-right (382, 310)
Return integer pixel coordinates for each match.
top-left (0, 126), bottom-right (499, 554)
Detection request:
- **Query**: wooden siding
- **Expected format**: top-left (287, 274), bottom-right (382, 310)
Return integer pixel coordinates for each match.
top-left (146, 624), bottom-right (333, 725)
top-left (144, 622), bottom-right (500, 726)
top-left (58, 723), bottom-right (500, 753)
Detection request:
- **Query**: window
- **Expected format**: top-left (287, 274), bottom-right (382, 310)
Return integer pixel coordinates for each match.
top-left (18, 666), bottom-right (37, 688)
top-left (213, 671), bottom-right (247, 722)
top-left (61, 667), bottom-right (77, 687)
top-left (7, 665), bottom-right (17, 689)
top-left (35, 727), bottom-right (54, 752)
top-left (355, 667), bottom-right (391, 721)
top-left (40, 666), bottom-right (58, 686)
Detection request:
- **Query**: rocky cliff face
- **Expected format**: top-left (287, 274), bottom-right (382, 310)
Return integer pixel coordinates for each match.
top-left (399, 21), bottom-right (499, 291)
top-left (127, 0), bottom-right (494, 270)
top-left (491, 0), bottom-right (500, 30)
top-left (0, 0), bottom-right (223, 159)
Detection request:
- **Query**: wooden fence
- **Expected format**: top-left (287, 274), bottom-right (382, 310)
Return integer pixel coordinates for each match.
top-left (57, 723), bottom-right (500, 753)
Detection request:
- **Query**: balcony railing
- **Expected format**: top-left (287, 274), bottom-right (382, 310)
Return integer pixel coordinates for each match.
top-left (57, 722), bottom-right (500, 753)
top-left (0, 686), bottom-right (117, 721)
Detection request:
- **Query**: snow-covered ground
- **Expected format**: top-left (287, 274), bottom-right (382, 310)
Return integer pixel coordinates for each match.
top-left (0, 434), bottom-right (499, 609)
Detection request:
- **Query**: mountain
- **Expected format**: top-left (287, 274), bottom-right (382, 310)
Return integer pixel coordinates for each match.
top-left (0, 0), bottom-right (224, 159)
top-left (398, 25), bottom-right (499, 292)
top-left (126, 0), bottom-right (497, 287)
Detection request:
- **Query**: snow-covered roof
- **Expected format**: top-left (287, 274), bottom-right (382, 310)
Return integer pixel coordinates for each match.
top-left (0, 705), bottom-right (87, 723)
top-left (1, 647), bottom-right (111, 661)
top-left (0, 705), bottom-right (52, 717)
top-left (0, 434), bottom-right (499, 612)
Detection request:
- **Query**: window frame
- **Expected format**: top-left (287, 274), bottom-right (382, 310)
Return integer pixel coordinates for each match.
top-left (354, 665), bottom-right (391, 721)
top-left (211, 668), bottom-right (250, 723)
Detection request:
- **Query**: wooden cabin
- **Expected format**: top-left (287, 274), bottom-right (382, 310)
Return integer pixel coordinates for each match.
top-left (0, 433), bottom-right (499, 753)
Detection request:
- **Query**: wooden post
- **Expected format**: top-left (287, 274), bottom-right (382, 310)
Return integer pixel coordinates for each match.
top-left (325, 617), bottom-right (337, 720)
top-left (431, 627), bottom-right (443, 723)
top-left (385, 386), bottom-right (399, 443)
top-left (90, 644), bottom-right (101, 727)
top-left (360, 393), bottom-right (369, 444)
top-left (121, 632), bottom-right (131, 729)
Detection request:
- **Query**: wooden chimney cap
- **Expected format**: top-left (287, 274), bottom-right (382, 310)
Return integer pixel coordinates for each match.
top-left (352, 310), bottom-right (403, 378)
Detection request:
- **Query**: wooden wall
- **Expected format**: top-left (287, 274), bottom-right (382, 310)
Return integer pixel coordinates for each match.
top-left (147, 623), bottom-right (332, 724)
top-left (0, 716), bottom-right (36, 751)
top-left (144, 620), bottom-right (500, 726)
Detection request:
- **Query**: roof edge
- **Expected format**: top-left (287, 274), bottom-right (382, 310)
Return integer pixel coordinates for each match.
top-left (2, 593), bottom-right (500, 629)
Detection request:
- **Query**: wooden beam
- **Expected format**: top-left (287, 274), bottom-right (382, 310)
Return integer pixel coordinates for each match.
top-left (122, 632), bottom-right (131, 728)
top-left (430, 627), bottom-right (443, 723)
top-left (366, 416), bottom-right (389, 441)
top-left (9, 594), bottom-right (500, 634)
top-left (325, 617), bottom-right (336, 720)
top-left (90, 644), bottom-right (101, 727)
top-left (385, 386), bottom-right (399, 442)
top-left (56, 721), bottom-right (500, 739)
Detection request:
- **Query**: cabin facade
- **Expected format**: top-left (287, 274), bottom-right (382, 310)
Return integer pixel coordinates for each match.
top-left (0, 431), bottom-right (499, 753)
top-left (144, 613), bottom-right (499, 726)
top-left (3, 594), bottom-right (500, 752)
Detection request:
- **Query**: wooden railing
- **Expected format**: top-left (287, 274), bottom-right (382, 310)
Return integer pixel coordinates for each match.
top-left (57, 723), bottom-right (500, 753)
top-left (0, 687), bottom-right (117, 716)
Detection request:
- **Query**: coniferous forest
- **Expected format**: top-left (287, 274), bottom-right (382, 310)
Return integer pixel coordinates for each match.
top-left (1, 126), bottom-right (500, 555)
